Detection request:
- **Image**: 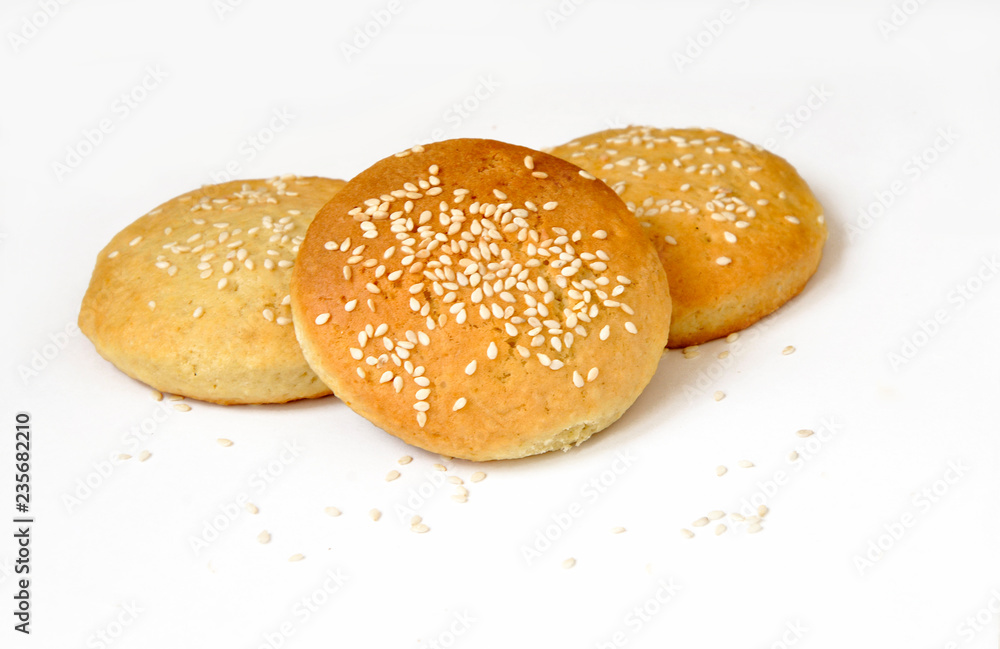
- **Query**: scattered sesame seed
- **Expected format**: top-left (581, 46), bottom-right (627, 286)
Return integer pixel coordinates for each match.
top-left (738, 460), bottom-right (754, 468)
top-left (758, 505), bottom-right (770, 517)
top-left (692, 517), bottom-right (710, 528)
top-left (471, 471), bottom-right (486, 483)
top-left (118, 454), bottom-right (131, 461)
top-left (680, 529), bottom-right (695, 539)
top-left (789, 451), bottom-right (799, 461)
top-left (562, 557), bottom-right (577, 569)
top-left (717, 350), bottom-right (730, 359)
top-left (398, 455), bottom-right (413, 465)
top-left (245, 503), bottom-right (259, 514)
top-left (257, 531), bottom-right (271, 544)
top-left (714, 524), bottom-right (727, 536)
top-left (325, 507), bottom-right (342, 517)
top-left (726, 332), bottom-right (740, 343)
top-left (217, 438), bottom-right (233, 447)
top-left (369, 509), bottom-right (382, 521)
top-left (713, 391), bottom-right (726, 401)
top-left (611, 527), bottom-right (626, 534)
top-left (138, 450), bottom-right (151, 462)
top-left (173, 404), bottom-right (191, 412)
top-left (288, 554), bottom-right (305, 562)
top-left (412, 523), bottom-right (430, 534)
top-left (747, 523), bottom-right (763, 534)
top-left (150, 389), bottom-right (163, 402)
top-left (432, 463), bottom-right (447, 472)
top-left (782, 345), bottom-right (796, 355)
top-left (707, 511), bottom-right (725, 520)
top-left (716, 465), bottom-right (728, 477)
top-left (386, 470), bottom-right (401, 482)
top-left (796, 429), bottom-right (814, 438)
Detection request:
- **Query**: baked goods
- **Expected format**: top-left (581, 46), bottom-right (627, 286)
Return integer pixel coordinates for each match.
top-left (291, 139), bottom-right (671, 461)
top-left (79, 176), bottom-right (346, 404)
top-left (549, 127), bottom-right (826, 348)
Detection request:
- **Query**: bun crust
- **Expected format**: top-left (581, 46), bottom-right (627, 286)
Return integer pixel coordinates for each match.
top-left (79, 176), bottom-right (346, 404)
top-left (550, 127), bottom-right (826, 348)
top-left (292, 139), bottom-right (671, 461)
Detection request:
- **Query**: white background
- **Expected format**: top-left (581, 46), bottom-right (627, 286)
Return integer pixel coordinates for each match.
top-left (2, 0), bottom-right (999, 647)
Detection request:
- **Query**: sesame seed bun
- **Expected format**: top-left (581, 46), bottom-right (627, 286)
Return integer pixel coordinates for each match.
top-left (549, 127), bottom-right (827, 348)
top-left (79, 176), bottom-right (346, 404)
top-left (291, 139), bottom-right (671, 461)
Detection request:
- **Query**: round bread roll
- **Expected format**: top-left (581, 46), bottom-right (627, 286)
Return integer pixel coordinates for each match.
top-left (549, 127), bottom-right (826, 348)
top-left (292, 139), bottom-right (671, 461)
top-left (79, 175), bottom-right (346, 404)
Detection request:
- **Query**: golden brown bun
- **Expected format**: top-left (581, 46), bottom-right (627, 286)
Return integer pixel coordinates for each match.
top-left (292, 139), bottom-right (671, 461)
top-left (79, 176), bottom-right (346, 404)
top-left (549, 127), bottom-right (826, 348)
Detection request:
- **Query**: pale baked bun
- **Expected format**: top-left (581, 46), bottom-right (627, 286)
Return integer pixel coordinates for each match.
top-left (292, 139), bottom-right (671, 461)
top-left (549, 127), bottom-right (827, 348)
top-left (79, 176), bottom-right (346, 404)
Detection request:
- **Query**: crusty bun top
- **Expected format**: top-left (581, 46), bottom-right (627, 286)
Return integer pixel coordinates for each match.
top-left (550, 127), bottom-right (827, 348)
top-left (79, 175), bottom-right (346, 404)
top-left (292, 139), bottom-right (671, 461)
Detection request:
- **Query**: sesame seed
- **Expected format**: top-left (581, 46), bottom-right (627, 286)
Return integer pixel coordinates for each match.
top-left (315, 313), bottom-right (331, 325)
top-left (386, 470), bottom-right (401, 482)
top-left (542, 201), bottom-right (558, 211)
top-left (572, 371), bottom-right (585, 388)
top-left (108, 250), bottom-right (119, 258)
top-left (129, 236), bottom-right (143, 246)
top-left (276, 316), bottom-right (291, 326)
top-left (325, 507), bottom-right (342, 517)
top-left (758, 505), bottom-right (770, 517)
top-left (599, 325), bottom-right (610, 340)
top-left (465, 360), bottom-right (477, 375)
top-left (289, 554), bottom-right (305, 562)
top-left (369, 509), bottom-right (382, 521)
top-left (524, 155), bottom-right (534, 170)
top-left (716, 256), bottom-right (732, 266)
top-left (412, 523), bottom-right (430, 534)
top-left (716, 466), bottom-right (728, 476)
top-left (366, 283), bottom-right (380, 293)
top-left (471, 471), bottom-right (486, 483)
top-left (579, 170), bottom-right (596, 180)
top-left (611, 527), bottom-right (626, 534)
top-left (738, 460), bottom-right (754, 468)
top-left (257, 531), bottom-right (271, 544)
top-left (707, 510), bottom-right (725, 520)
top-left (217, 438), bottom-right (233, 447)
top-left (782, 345), bottom-right (796, 355)
top-left (487, 341), bottom-right (498, 359)
top-left (493, 189), bottom-right (507, 200)
top-left (789, 451), bottom-right (799, 461)
top-left (726, 332), bottom-right (740, 343)
top-left (453, 397), bottom-right (467, 411)
top-left (624, 322), bottom-right (638, 334)
top-left (714, 524), bottom-right (727, 536)
top-left (587, 367), bottom-right (599, 381)
top-left (150, 389), bottom-right (163, 402)
top-left (713, 391), bottom-right (726, 401)
top-left (398, 455), bottom-right (413, 465)
top-left (562, 558), bottom-right (576, 569)
top-left (680, 529), bottom-right (695, 539)
top-left (138, 450), bottom-right (151, 462)
top-left (173, 404), bottom-right (191, 412)
top-left (244, 503), bottom-right (259, 514)
top-left (747, 523), bottom-right (763, 534)
top-left (192, 307), bottom-right (204, 318)
top-left (432, 463), bottom-right (447, 471)
top-left (692, 517), bottom-right (710, 527)
top-left (785, 216), bottom-right (800, 224)
top-left (796, 429), bottom-right (814, 438)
